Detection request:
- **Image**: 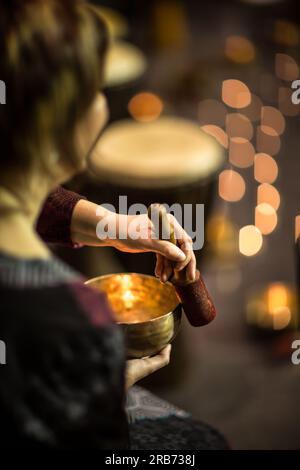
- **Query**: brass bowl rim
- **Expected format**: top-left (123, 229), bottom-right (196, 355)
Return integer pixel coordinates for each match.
top-left (85, 272), bottom-right (181, 326)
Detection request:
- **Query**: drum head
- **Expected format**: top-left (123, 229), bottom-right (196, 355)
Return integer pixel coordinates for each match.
top-left (104, 41), bottom-right (147, 87)
top-left (90, 117), bottom-right (225, 188)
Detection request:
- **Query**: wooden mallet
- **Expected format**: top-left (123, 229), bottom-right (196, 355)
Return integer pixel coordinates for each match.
top-left (148, 203), bottom-right (216, 327)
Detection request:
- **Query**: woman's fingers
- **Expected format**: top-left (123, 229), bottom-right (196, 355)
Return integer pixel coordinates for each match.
top-left (161, 257), bottom-right (173, 283)
top-left (151, 238), bottom-right (186, 263)
top-left (142, 345), bottom-right (171, 375)
top-left (155, 255), bottom-right (175, 283)
top-left (185, 251), bottom-right (197, 281)
top-left (125, 345), bottom-right (171, 389)
top-left (168, 215), bottom-right (197, 280)
top-left (151, 214), bottom-right (196, 281)
top-left (175, 239), bottom-right (194, 271)
top-left (175, 245), bottom-right (196, 281)
top-left (123, 213), bottom-right (196, 281)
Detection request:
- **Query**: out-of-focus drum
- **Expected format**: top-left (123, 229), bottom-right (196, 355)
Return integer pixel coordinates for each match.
top-left (86, 116), bottom-right (224, 273)
top-left (88, 4), bottom-right (147, 121)
top-left (103, 41), bottom-right (147, 122)
top-left (104, 41), bottom-right (147, 89)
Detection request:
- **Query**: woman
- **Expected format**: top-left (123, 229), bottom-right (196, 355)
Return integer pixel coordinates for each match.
top-left (0, 0), bottom-right (227, 449)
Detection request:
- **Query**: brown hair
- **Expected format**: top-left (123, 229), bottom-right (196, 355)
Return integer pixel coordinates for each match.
top-left (0, 0), bottom-right (108, 178)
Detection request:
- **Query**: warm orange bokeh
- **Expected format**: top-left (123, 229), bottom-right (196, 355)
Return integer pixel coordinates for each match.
top-left (256, 126), bottom-right (281, 156)
top-left (261, 106), bottom-right (285, 135)
top-left (226, 113), bottom-right (253, 140)
top-left (239, 225), bottom-right (263, 257)
top-left (243, 94), bottom-right (262, 122)
top-left (275, 53), bottom-right (299, 81)
top-left (229, 138), bottom-right (255, 168)
top-left (255, 203), bottom-right (278, 235)
top-left (222, 79), bottom-right (251, 109)
top-left (254, 153), bottom-right (278, 184)
top-left (225, 35), bottom-right (255, 64)
top-left (128, 92), bottom-right (164, 122)
top-left (201, 125), bottom-right (229, 148)
top-left (219, 169), bottom-right (246, 202)
top-left (295, 215), bottom-right (300, 242)
top-left (257, 183), bottom-right (280, 211)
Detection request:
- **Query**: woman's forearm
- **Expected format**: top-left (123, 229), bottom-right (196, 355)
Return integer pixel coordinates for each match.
top-left (70, 198), bottom-right (114, 247)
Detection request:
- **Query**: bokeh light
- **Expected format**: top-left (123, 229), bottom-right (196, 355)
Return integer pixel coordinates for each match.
top-left (261, 106), bottom-right (285, 135)
top-left (255, 203), bottom-right (278, 235)
top-left (206, 215), bottom-right (238, 259)
top-left (198, 99), bottom-right (227, 127)
top-left (267, 283), bottom-right (292, 330)
top-left (257, 183), bottom-right (281, 211)
top-left (273, 19), bottom-right (300, 47)
top-left (219, 169), bottom-right (246, 202)
top-left (104, 41), bottom-right (147, 87)
top-left (128, 92), bottom-right (164, 122)
top-left (295, 215), bottom-right (300, 242)
top-left (239, 225), bottom-right (263, 257)
top-left (222, 80), bottom-right (251, 109)
top-left (201, 125), bottom-right (229, 148)
top-left (225, 35), bottom-right (255, 64)
top-left (275, 53), bottom-right (299, 81)
top-left (254, 153), bottom-right (278, 183)
top-left (229, 138), bottom-right (255, 168)
top-left (226, 113), bottom-right (253, 139)
top-left (256, 125), bottom-right (281, 156)
top-left (243, 94), bottom-right (262, 122)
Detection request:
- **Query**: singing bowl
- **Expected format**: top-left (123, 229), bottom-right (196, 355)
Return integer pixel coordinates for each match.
top-left (85, 273), bottom-right (182, 358)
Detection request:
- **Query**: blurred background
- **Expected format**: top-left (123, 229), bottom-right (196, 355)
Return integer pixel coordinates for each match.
top-left (60, 0), bottom-right (300, 449)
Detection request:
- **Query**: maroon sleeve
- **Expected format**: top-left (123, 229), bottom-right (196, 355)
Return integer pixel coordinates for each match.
top-left (36, 186), bottom-right (86, 247)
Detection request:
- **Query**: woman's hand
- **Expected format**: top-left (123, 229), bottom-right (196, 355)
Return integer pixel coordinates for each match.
top-left (125, 345), bottom-right (171, 389)
top-left (109, 212), bottom-right (197, 282)
top-left (71, 200), bottom-right (197, 282)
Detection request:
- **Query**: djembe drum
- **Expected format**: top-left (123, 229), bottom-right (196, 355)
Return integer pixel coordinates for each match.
top-left (86, 116), bottom-right (224, 274)
top-left (89, 4), bottom-right (147, 122)
top-left (103, 40), bottom-right (147, 122)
